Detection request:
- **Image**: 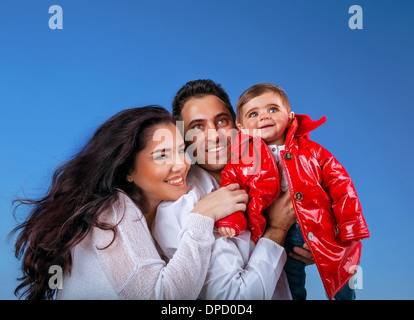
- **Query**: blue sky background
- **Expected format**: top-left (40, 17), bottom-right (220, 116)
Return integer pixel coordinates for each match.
top-left (1, 0), bottom-right (413, 300)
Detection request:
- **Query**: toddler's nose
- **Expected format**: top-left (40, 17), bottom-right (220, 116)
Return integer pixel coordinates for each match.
top-left (260, 113), bottom-right (270, 120)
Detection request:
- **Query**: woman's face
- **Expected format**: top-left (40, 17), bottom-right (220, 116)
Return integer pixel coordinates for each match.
top-left (127, 122), bottom-right (191, 211)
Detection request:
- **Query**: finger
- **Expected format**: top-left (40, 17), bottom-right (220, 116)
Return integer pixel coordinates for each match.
top-left (228, 188), bottom-right (247, 197)
top-left (288, 252), bottom-right (314, 266)
top-left (227, 228), bottom-right (236, 237)
top-left (224, 228), bottom-right (231, 237)
top-left (223, 183), bottom-right (240, 191)
top-left (234, 203), bottom-right (247, 213)
top-left (233, 191), bottom-right (249, 204)
top-left (293, 245), bottom-right (313, 258)
top-left (292, 246), bottom-right (314, 263)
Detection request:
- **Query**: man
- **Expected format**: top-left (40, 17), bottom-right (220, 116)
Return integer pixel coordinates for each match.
top-left (153, 79), bottom-right (313, 299)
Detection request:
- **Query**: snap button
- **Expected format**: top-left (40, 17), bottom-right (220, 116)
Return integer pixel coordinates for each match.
top-left (294, 192), bottom-right (303, 201)
top-left (271, 147), bottom-right (276, 152)
top-left (284, 152), bottom-right (293, 160)
top-left (307, 232), bottom-right (314, 242)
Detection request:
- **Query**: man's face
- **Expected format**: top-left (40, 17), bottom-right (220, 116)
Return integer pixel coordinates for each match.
top-left (180, 95), bottom-right (237, 174)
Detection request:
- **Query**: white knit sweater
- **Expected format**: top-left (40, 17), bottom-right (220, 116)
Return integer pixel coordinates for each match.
top-left (57, 191), bottom-right (215, 299)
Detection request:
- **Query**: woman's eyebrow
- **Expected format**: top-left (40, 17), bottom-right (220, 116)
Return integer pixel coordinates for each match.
top-left (151, 143), bottom-right (185, 155)
top-left (151, 147), bottom-right (169, 155)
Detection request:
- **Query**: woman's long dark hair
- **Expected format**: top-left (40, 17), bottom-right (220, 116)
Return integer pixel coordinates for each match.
top-left (10, 106), bottom-right (174, 300)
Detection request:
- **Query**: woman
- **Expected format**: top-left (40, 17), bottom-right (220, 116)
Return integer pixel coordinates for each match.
top-left (11, 106), bottom-right (247, 299)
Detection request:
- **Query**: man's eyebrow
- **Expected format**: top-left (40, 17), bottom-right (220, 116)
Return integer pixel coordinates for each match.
top-left (188, 118), bottom-right (205, 128)
top-left (215, 112), bottom-right (231, 119)
top-left (187, 112), bottom-right (231, 128)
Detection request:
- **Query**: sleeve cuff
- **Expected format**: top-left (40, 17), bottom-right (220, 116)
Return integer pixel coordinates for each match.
top-left (251, 237), bottom-right (287, 269)
top-left (183, 213), bottom-right (215, 242)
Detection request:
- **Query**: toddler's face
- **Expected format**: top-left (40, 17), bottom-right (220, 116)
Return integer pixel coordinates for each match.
top-left (237, 92), bottom-right (294, 146)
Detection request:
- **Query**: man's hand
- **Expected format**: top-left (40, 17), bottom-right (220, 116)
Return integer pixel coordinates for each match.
top-left (262, 191), bottom-right (296, 245)
top-left (290, 243), bottom-right (314, 266)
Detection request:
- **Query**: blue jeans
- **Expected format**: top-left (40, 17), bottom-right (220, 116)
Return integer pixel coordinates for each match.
top-left (284, 223), bottom-right (356, 300)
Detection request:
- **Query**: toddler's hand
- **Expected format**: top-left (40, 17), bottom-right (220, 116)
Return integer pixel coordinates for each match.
top-left (218, 227), bottom-right (236, 238)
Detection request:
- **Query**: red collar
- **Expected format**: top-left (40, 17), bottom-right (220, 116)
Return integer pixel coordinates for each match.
top-left (285, 114), bottom-right (326, 146)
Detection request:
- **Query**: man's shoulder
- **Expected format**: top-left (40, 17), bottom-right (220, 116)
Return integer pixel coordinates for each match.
top-left (187, 165), bottom-right (219, 193)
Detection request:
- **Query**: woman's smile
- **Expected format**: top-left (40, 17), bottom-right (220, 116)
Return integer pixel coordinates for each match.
top-left (165, 174), bottom-right (186, 186)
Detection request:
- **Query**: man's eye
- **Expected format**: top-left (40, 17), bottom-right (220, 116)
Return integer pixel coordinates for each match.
top-left (192, 124), bottom-right (203, 130)
top-left (217, 118), bottom-right (228, 126)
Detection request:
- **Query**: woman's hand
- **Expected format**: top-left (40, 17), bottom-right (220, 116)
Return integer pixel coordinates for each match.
top-left (192, 184), bottom-right (248, 221)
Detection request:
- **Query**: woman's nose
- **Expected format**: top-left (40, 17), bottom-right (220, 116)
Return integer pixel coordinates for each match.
top-left (172, 152), bottom-right (188, 171)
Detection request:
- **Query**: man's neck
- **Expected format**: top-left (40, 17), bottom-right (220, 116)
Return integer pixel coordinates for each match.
top-left (205, 169), bottom-right (222, 185)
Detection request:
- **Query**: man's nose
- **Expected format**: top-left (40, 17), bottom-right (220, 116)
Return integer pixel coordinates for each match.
top-left (206, 128), bottom-right (220, 142)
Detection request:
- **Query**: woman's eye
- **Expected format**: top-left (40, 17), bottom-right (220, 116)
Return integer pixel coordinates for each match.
top-left (154, 153), bottom-right (168, 161)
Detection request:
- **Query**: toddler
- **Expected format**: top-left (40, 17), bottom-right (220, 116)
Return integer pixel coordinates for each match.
top-left (215, 83), bottom-right (370, 299)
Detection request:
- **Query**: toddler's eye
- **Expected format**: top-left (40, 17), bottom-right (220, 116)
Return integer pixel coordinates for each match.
top-left (248, 112), bottom-right (258, 118)
top-left (269, 107), bottom-right (277, 113)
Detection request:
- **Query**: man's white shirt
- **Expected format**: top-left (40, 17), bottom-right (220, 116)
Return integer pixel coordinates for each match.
top-left (152, 165), bottom-right (292, 300)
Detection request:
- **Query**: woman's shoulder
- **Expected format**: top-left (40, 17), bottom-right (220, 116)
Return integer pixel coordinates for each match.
top-left (100, 190), bottom-right (143, 225)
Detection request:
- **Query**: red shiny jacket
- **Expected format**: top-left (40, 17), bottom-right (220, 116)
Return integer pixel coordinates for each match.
top-left (215, 114), bottom-right (370, 299)
top-left (215, 131), bottom-right (280, 243)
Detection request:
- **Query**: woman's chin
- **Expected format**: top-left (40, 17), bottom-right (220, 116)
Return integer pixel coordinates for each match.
top-left (164, 185), bottom-right (188, 202)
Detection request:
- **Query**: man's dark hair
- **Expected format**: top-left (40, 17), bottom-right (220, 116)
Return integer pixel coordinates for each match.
top-left (172, 79), bottom-right (236, 122)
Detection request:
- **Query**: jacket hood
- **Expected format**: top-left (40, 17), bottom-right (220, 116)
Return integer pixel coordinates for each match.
top-left (285, 114), bottom-right (327, 146)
